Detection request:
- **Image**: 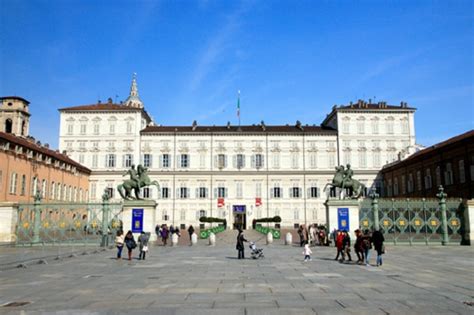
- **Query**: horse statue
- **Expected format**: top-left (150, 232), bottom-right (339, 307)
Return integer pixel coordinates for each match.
top-left (324, 164), bottom-right (365, 199)
top-left (117, 164), bottom-right (160, 200)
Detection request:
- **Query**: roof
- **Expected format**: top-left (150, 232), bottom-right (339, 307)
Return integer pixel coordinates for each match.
top-left (141, 124), bottom-right (337, 135)
top-left (0, 96), bottom-right (30, 104)
top-left (322, 100), bottom-right (416, 126)
top-left (0, 132), bottom-right (91, 174)
top-left (58, 102), bottom-right (152, 122)
top-left (383, 129), bottom-right (474, 171)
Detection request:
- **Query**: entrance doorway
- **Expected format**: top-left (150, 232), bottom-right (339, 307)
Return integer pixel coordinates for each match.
top-left (232, 205), bottom-right (246, 230)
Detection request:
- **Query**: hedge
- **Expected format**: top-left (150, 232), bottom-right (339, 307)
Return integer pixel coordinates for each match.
top-left (199, 225), bottom-right (226, 239)
top-left (255, 225), bottom-right (281, 239)
top-left (199, 216), bottom-right (227, 224)
top-left (254, 216), bottom-right (281, 223)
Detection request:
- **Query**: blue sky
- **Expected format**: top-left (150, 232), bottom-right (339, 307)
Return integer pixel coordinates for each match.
top-left (1, 0), bottom-right (473, 148)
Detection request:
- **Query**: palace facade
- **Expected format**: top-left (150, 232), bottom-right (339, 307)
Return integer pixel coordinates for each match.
top-left (58, 76), bottom-right (416, 229)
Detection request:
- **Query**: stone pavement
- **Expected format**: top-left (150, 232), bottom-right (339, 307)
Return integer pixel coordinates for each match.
top-left (0, 233), bottom-right (473, 314)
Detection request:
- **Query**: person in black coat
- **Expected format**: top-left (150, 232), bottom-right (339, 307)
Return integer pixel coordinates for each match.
top-left (236, 229), bottom-right (248, 259)
top-left (372, 229), bottom-right (385, 266)
top-left (187, 225), bottom-right (195, 245)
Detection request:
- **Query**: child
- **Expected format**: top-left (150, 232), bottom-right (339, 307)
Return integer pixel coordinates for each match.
top-left (303, 242), bottom-right (312, 262)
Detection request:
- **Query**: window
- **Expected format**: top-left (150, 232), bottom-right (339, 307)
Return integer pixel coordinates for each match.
top-left (271, 186), bottom-right (281, 198)
top-left (67, 124), bottom-right (73, 135)
top-left (9, 172), bottom-right (17, 194)
top-left (56, 182), bottom-right (62, 200)
top-left (401, 175), bottom-right (406, 194)
top-left (290, 187), bottom-right (301, 198)
top-left (20, 174), bottom-right (26, 196)
top-left (236, 154), bottom-right (245, 169)
top-left (42, 180), bottom-right (47, 198)
top-left (342, 119), bottom-right (350, 134)
top-left (371, 118), bottom-right (379, 134)
top-left (123, 154), bottom-right (133, 168)
top-left (50, 181), bottom-right (55, 199)
top-left (124, 141), bottom-right (133, 151)
top-left (161, 187), bottom-right (169, 199)
top-left (386, 118), bottom-right (394, 134)
top-left (436, 166), bottom-right (442, 185)
top-left (235, 182), bottom-right (243, 199)
top-left (217, 187), bottom-right (226, 198)
top-left (343, 151), bottom-right (351, 165)
top-left (106, 154), bottom-right (116, 168)
top-left (309, 153), bottom-right (317, 169)
top-left (416, 171), bottom-right (422, 191)
top-left (109, 123), bottom-right (115, 135)
top-left (126, 121), bottom-right (133, 134)
top-left (373, 151), bottom-right (381, 168)
top-left (143, 154), bottom-right (152, 168)
top-left (394, 178), bottom-right (399, 195)
top-left (253, 154), bottom-right (264, 169)
top-left (255, 182), bottom-right (262, 198)
top-left (272, 153), bottom-right (280, 168)
top-left (31, 176), bottom-right (38, 196)
top-left (291, 153), bottom-right (299, 169)
top-left (459, 160), bottom-right (466, 183)
top-left (444, 163), bottom-right (453, 185)
top-left (309, 186), bottom-right (319, 198)
top-left (217, 154), bottom-right (227, 169)
top-left (93, 123), bottom-right (100, 135)
top-left (407, 173), bottom-right (414, 193)
top-left (198, 187), bottom-right (208, 199)
top-left (179, 187), bottom-right (189, 199)
top-left (161, 154), bottom-right (170, 168)
top-left (106, 187), bottom-right (114, 199)
top-left (359, 151), bottom-right (367, 168)
top-left (180, 210), bottom-right (186, 221)
top-left (80, 123), bottom-right (86, 135)
top-left (357, 118), bottom-right (365, 134)
top-left (328, 153), bottom-right (335, 168)
top-left (401, 119), bottom-right (409, 134)
top-left (199, 154), bottom-right (206, 169)
top-left (143, 188), bottom-right (151, 198)
top-left (294, 209), bottom-right (300, 220)
top-left (92, 154), bottom-right (98, 168)
top-left (424, 169), bottom-right (432, 189)
top-left (180, 154), bottom-right (189, 168)
top-left (79, 154), bottom-right (85, 164)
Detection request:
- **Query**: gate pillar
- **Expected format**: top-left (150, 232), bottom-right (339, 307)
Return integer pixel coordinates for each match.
top-left (437, 186), bottom-right (449, 245)
top-left (122, 200), bottom-right (157, 240)
top-left (325, 199), bottom-right (360, 240)
top-left (0, 202), bottom-right (18, 243)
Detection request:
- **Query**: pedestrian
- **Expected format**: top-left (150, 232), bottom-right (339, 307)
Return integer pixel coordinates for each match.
top-left (124, 230), bottom-right (136, 261)
top-left (297, 225), bottom-right (304, 247)
top-left (115, 230), bottom-right (124, 260)
top-left (169, 225), bottom-right (175, 235)
top-left (362, 229), bottom-right (373, 266)
top-left (354, 229), bottom-right (365, 264)
top-left (308, 224), bottom-right (315, 246)
top-left (187, 225), bottom-right (195, 245)
top-left (303, 242), bottom-right (313, 262)
top-left (155, 224), bottom-right (161, 243)
top-left (341, 231), bottom-right (352, 262)
top-left (138, 231), bottom-right (150, 260)
top-left (334, 230), bottom-right (344, 260)
top-left (372, 229), bottom-right (385, 266)
top-left (161, 225), bottom-right (169, 246)
top-left (236, 229), bottom-right (248, 259)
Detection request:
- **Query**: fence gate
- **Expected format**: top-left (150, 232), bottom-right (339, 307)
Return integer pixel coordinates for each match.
top-left (359, 195), bottom-right (463, 245)
top-left (16, 201), bottom-right (123, 246)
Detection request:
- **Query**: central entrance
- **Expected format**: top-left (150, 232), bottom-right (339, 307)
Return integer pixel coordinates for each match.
top-left (233, 205), bottom-right (246, 230)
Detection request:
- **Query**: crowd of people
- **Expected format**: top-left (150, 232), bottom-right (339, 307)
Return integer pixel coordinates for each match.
top-left (332, 228), bottom-right (385, 266)
top-left (297, 224), bottom-right (330, 247)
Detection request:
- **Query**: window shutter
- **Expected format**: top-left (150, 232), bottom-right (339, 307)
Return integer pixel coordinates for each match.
top-left (149, 155), bottom-right (153, 167)
top-left (157, 187), bottom-right (161, 199)
top-left (122, 155), bottom-right (126, 167)
top-left (289, 188), bottom-right (293, 198)
top-left (261, 155), bottom-right (265, 167)
top-left (214, 156), bottom-right (218, 168)
top-left (242, 155), bottom-right (246, 168)
top-left (105, 155), bottom-right (108, 166)
top-left (233, 155), bottom-right (237, 168)
top-left (214, 188), bottom-right (218, 198)
top-left (159, 155), bottom-right (163, 168)
top-left (225, 188), bottom-right (228, 198)
top-left (176, 155), bottom-right (181, 168)
top-left (317, 187), bottom-right (320, 198)
top-left (280, 188), bottom-right (283, 198)
top-left (307, 188), bottom-right (311, 198)
top-left (187, 188), bottom-right (190, 199)
top-left (176, 188), bottom-right (180, 199)
top-left (251, 155), bottom-right (256, 168)
top-left (270, 188), bottom-right (274, 198)
top-left (205, 188), bottom-right (209, 198)
top-left (195, 188), bottom-right (199, 198)
top-left (299, 188), bottom-right (302, 198)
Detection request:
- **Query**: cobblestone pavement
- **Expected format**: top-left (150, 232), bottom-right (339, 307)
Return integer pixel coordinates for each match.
top-left (0, 233), bottom-right (473, 314)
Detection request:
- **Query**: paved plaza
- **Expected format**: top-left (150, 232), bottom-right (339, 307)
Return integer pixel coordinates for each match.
top-left (0, 231), bottom-right (473, 314)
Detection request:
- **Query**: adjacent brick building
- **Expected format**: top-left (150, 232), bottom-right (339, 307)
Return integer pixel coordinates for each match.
top-left (381, 130), bottom-right (474, 199)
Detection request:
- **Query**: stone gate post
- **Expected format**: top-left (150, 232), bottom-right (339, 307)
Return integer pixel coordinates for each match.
top-left (437, 186), bottom-right (449, 246)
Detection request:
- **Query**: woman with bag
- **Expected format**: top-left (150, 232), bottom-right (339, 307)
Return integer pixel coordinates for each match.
top-left (138, 231), bottom-right (150, 260)
top-left (115, 230), bottom-right (125, 260)
top-left (372, 228), bottom-right (385, 267)
top-left (124, 230), bottom-right (136, 261)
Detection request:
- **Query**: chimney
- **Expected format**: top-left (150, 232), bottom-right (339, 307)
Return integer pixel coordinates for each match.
top-left (62, 150), bottom-right (67, 155)
top-left (295, 120), bottom-right (303, 130)
top-left (226, 121), bottom-right (231, 130)
top-left (98, 100), bottom-right (101, 104)
top-left (260, 120), bottom-right (266, 131)
top-left (44, 143), bottom-right (49, 149)
top-left (107, 97), bottom-right (113, 104)
top-left (350, 101), bottom-right (353, 108)
top-left (192, 120), bottom-right (198, 131)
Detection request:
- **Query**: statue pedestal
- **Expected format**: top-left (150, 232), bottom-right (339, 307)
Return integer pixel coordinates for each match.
top-left (325, 199), bottom-right (360, 240)
top-left (122, 200), bottom-right (157, 240)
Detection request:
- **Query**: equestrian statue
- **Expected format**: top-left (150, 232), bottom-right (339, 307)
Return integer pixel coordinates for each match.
top-left (117, 164), bottom-right (160, 200)
top-left (324, 164), bottom-right (365, 199)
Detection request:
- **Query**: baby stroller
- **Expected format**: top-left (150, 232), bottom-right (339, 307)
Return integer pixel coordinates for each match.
top-left (249, 242), bottom-right (264, 259)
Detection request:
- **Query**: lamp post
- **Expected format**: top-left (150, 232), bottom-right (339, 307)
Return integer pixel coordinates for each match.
top-left (370, 190), bottom-right (380, 231)
top-left (437, 185), bottom-right (449, 246)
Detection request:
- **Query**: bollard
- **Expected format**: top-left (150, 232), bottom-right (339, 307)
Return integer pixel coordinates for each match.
top-left (285, 232), bottom-right (293, 245)
top-left (209, 232), bottom-right (216, 246)
top-left (191, 233), bottom-right (198, 245)
top-left (266, 232), bottom-right (273, 245)
top-left (171, 233), bottom-right (179, 246)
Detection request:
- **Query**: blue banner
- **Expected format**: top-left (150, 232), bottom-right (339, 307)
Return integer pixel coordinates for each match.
top-left (337, 207), bottom-right (349, 231)
top-left (132, 208), bottom-right (144, 233)
top-left (233, 205), bottom-right (246, 213)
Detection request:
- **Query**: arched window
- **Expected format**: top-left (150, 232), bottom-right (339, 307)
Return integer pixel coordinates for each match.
top-left (5, 119), bottom-right (12, 133)
top-left (21, 120), bottom-right (26, 136)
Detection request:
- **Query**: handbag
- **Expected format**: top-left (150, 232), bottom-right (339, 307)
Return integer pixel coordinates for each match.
top-left (381, 245), bottom-right (386, 254)
top-left (142, 245), bottom-right (149, 252)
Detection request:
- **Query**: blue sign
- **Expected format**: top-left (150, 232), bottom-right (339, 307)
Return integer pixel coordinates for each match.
top-left (337, 207), bottom-right (349, 231)
top-left (233, 205), bottom-right (246, 213)
top-left (132, 208), bottom-right (144, 233)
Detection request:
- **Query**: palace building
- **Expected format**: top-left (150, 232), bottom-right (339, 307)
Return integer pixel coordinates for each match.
top-left (0, 97), bottom-right (90, 203)
top-left (58, 76), bottom-right (416, 229)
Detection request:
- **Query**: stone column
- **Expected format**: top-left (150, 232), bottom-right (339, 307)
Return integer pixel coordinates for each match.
top-left (0, 202), bottom-right (18, 243)
top-left (463, 199), bottom-right (474, 246)
top-left (122, 200), bottom-right (157, 240)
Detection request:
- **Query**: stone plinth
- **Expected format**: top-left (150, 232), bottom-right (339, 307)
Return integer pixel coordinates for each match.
top-left (122, 200), bottom-right (157, 240)
top-left (325, 199), bottom-right (360, 240)
top-left (0, 202), bottom-right (18, 243)
top-left (463, 199), bottom-right (474, 245)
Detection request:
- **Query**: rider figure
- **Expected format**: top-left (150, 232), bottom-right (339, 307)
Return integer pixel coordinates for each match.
top-left (342, 164), bottom-right (353, 189)
top-left (124, 164), bottom-right (140, 187)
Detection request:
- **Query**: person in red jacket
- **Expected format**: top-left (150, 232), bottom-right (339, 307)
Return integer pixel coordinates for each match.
top-left (334, 230), bottom-right (344, 261)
